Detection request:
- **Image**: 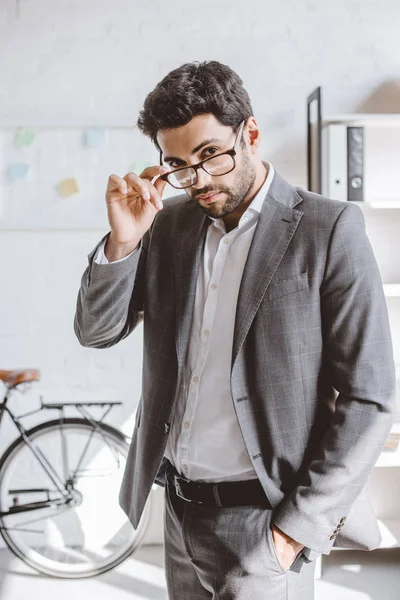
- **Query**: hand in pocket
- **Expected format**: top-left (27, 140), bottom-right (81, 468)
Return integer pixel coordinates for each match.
top-left (270, 523), bottom-right (304, 571)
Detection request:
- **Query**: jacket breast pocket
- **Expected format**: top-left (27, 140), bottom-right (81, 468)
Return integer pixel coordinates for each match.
top-left (264, 271), bottom-right (309, 303)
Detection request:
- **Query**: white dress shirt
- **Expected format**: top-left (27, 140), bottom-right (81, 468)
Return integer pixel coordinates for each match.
top-left (95, 162), bottom-right (275, 483)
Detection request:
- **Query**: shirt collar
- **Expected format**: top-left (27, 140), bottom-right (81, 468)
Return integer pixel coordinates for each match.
top-left (245, 160), bottom-right (275, 215)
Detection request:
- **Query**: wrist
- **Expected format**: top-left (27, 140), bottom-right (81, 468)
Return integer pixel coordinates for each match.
top-left (272, 524), bottom-right (304, 550)
top-left (105, 234), bottom-right (141, 262)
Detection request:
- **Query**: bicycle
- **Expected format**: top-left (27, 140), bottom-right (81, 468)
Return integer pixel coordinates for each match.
top-left (0, 368), bottom-right (152, 579)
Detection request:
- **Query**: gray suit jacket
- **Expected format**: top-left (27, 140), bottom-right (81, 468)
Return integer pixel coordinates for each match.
top-left (74, 169), bottom-right (397, 564)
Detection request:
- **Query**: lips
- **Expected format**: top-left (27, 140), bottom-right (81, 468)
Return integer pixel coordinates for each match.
top-left (198, 192), bottom-right (221, 203)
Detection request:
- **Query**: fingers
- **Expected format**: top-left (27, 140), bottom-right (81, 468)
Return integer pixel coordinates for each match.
top-left (107, 165), bottom-right (171, 211)
top-left (140, 165), bottom-right (170, 205)
top-left (107, 174), bottom-right (128, 195)
top-left (153, 172), bottom-right (168, 198)
top-left (124, 172), bottom-right (163, 211)
top-left (139, 165), bottom-right (170, 181)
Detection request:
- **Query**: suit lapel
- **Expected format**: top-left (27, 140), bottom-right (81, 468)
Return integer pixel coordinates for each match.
top-left (172, 169), bottom-right (304, 375)
top-left (232, 170), bottom-right (304, 367)
top-left (174, 201), bottom-right (208, 371)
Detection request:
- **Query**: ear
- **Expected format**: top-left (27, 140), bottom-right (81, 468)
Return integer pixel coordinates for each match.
top-left (245, 116), bottom-right (261, 155)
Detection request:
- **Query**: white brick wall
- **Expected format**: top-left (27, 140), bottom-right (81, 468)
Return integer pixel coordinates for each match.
top-left (0, 0), bottom-right (399, 548)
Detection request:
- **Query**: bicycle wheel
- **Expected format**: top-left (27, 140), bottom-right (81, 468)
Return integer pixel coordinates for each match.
top-left (0, 418), bottom-right (152, 578)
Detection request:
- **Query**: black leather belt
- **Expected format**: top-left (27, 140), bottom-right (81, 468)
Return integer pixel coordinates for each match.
top-left (166, 461), bottom-right (272, 508)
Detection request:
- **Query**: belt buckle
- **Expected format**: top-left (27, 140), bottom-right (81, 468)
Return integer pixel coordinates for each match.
top-left (173, 475), bottom-right (192, 503)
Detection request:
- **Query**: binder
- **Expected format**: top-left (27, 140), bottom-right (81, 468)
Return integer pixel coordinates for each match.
top-left (322, 124), bottom-right (364, 202)
top-left (322, 124), bottom-right (347, 202)
top-left (347, 126), bottom-right (364, 202)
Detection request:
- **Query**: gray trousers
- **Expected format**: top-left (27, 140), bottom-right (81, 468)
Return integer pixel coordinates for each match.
top-left (163, 479), bottom-right (316, 599)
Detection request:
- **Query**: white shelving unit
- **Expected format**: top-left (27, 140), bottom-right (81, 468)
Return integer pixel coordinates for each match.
top-left (367, 431), bottom-right (400, 549)
top-left (353, 199), bottom-right (400, 209)
top-left (323, 114), bottom-right (400, 126)
top-left (307, 90), bottom-right (400, 579)
top-left (374, 423), bottom-right (400, 467)
top-left (383, 284), bottom-right (400, 297)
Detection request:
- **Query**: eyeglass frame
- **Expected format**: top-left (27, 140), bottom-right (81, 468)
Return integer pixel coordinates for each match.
top-left (158, 119), bottom-right (246, 189)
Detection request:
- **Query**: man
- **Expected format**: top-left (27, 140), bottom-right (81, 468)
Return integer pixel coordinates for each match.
top-left (74, 60), bottom-right (396, 599)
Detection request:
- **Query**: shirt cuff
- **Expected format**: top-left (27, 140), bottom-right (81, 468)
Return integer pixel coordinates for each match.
top-left (301, 546), bottom-right (321, 562)
top-left (94, 238), bottom-right (140, 264)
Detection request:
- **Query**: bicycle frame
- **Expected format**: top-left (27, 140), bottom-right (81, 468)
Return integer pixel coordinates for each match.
top-left (0, 382), bottom-right (124, 520)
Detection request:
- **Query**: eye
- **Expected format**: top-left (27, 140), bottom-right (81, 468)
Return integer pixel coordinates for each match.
top-left (169, 147), bottom-right (220, 170)
top-left (169, 160), bottom-right (184, 169)
top-left (203, 147), bottom-right (219, 157)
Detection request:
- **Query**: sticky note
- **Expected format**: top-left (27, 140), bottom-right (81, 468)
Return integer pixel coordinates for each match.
top-left (84, 128), bottom-right (106, 148)
top-left (15, 128), bottom-right (36, 147)
top-left (58, 178), bottom-right (79, 197)
top-left (8, 163), bottom-right (29, 181)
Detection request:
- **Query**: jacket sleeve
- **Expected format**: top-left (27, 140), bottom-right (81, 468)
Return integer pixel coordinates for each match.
top-left (272, 202), bottom-right (397, 555)
top-left (73, 229), bottom-right (150, 349)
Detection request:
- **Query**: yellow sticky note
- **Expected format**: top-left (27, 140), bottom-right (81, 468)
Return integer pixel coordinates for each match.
top-left (58, 178), bottom-right (79, 197)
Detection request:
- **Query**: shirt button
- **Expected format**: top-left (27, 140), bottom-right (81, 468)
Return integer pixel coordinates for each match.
top-left (183, 464), bottom-right (188, 472)
top-left (183, 421), bottom-right (189, 428)
top-left (223, 239), bottom-right (229, 245)
top-left (192, 376), bottom-right (199, 383)
top-left (211, 283), bottom-right (218, 289)
top-left (203, 329), bottom-right (210, 336)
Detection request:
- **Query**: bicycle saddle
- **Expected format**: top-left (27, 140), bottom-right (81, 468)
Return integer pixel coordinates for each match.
top-left (0, 369), bottom-right (40, 387)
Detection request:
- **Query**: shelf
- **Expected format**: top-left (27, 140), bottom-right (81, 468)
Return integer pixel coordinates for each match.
top-left (323, 114), bottom-right (400, 127)
top-left (383, 284), bottom-right (400, 297)
top-left (377, 518), bottom-right (400, 548)
top-left (389, 422), bottom-right (400, 434)
top-left (343, 200), bottom-right (400, 209)
top-left (375, 450), bottom-right (400, 468)
top-left (365, 200), bottom-right (400, 209)
top-left (374, 422), bottom-right (400, 467)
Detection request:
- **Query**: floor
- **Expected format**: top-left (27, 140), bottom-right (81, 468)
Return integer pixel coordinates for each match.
top-left (0, 545), bottom-right (399, 599)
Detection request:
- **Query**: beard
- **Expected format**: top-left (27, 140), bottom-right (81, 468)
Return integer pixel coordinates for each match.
top-left (190, 150), bottom-right (257, 219)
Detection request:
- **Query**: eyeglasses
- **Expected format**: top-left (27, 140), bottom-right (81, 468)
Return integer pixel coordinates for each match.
top-left (158, 120), bottom-right (245, 190)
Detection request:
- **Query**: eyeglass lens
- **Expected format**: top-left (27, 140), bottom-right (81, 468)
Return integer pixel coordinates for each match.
top-left (168, 154), bottom-right (235, 189)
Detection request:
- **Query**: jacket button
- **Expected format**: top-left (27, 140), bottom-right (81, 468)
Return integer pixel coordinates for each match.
top-left (164, 423), bottom-right (170, 433)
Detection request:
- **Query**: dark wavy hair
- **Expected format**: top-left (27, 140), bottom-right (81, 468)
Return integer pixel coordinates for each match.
top-left (137, 60), bottom-right (254, 150)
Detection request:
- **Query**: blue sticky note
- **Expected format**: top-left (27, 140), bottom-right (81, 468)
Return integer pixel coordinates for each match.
top-left (8, 163), bottom-right (29, 181)
top-left (84, 128), bottom-right (106, 148)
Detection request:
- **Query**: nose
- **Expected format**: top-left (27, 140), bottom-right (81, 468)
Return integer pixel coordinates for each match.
top-left (191, 166), bottom-right (212, 190)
